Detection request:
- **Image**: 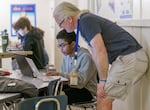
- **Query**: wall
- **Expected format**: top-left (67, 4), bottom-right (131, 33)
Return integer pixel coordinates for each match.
top-left (95, 0), bottom-right (150, 110)
top-left (112, 20), bottom-right (150, 110)
top-left (0, 0), bottom-right (55, 68)
top-left (98, 0), bottom-right (150, 20)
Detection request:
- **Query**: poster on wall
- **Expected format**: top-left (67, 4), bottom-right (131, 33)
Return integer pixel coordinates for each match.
top-left (108, 0), bottom-right (115, 13)
top-left (119, 0), bottom-right (132, 19)
top-left (10, 4), bottom-right (36, 36)
top-left (95, 0), bottom-right (102, 14)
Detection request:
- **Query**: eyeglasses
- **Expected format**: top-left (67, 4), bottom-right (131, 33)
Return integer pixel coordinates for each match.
top-left (57, 43), bottom-right (69, 48)
top-left (59, 19), bottom-right (65, 27)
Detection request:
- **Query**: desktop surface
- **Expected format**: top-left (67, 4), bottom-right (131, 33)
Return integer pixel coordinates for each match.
top-left (0, 93), bottom-right (21, 103)
top-left (10, 70), bottom-right (68, 89)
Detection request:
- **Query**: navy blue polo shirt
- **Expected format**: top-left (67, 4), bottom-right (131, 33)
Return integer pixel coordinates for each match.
top-left (79, 13), bottom-right (142, 64)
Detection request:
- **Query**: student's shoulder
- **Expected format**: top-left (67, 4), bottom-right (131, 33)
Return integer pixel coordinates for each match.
top-left (79, 47), bottom-right (91, 57)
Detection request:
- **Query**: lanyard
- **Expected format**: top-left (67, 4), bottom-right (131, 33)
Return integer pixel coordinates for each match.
top-left (74, 19), bottom-right (80, 67)
top-left (75, 19), bottom-right (80, 53)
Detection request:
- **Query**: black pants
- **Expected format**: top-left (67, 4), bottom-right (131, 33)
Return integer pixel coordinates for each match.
top-left (38, 87), bottom-right (48, 96)
top-left (63, 85), bottom-right (93, 104)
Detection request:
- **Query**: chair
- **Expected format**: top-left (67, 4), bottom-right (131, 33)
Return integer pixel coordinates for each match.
top-left (18, 95), bottom-right (68, 110)
top-left (47, 78), bottom-right (61, 96)
top-left (48, 77), bottom-right (97, 110)
top-left (68, 96), bottom-right (97, 110)
top-left (68, 73), bottom-right (99, 110)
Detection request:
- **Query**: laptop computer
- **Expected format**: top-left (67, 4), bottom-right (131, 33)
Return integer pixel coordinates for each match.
top-left (15, 55), bottom-right (54, 82)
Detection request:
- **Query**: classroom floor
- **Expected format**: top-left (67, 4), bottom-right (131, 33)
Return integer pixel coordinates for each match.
top-left (67, 106), bottom-right (95, 110)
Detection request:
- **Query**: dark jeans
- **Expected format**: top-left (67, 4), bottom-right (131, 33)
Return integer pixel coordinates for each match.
top-left (63, 85), bottom-right (93, 104)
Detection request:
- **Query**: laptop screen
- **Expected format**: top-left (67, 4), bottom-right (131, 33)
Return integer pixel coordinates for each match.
top-left (15, 55), bottom-right (36, 78)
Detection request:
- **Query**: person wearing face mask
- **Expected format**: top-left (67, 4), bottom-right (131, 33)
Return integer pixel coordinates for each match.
top-left (13, 17), bottom-right (49, 69)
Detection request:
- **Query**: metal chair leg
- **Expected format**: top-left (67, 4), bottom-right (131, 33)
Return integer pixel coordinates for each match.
top-left (68, 105), bottom-right (72, 110)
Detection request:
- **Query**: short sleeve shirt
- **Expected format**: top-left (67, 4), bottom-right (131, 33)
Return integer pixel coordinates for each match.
top-left (79, 13), bottom-right (142, 63)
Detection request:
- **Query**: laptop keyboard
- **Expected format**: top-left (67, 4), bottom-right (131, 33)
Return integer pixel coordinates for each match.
top-left (37, 75), bottom-right (53, 82)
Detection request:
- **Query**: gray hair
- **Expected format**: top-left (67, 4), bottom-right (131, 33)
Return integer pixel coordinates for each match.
top-left (53, 2), bottom-right (81, 21)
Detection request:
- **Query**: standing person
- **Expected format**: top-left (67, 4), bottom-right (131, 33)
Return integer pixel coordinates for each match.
top-left (53, 2), bottom-right (149, 110)
top-left (13, 17), bottom-right (48, 69)
top-left (47, 29), bottom-right (97, 104)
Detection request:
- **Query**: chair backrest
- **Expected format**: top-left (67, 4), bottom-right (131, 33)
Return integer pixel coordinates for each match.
top-left (18, 95), bottom-right (68, 110)
top-left (47, 78), bottom-right (61, 96)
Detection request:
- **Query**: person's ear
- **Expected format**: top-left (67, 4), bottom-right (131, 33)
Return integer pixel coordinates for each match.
top-left (67, 16), bottom-right (72, 23)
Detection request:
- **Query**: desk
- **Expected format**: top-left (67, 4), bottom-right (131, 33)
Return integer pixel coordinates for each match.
top-left (0, 51), bottom-right (33, 110)
top-left (0, 93), bottom-right (21, 104)
top-left (0, 51), bottom-right (33, 67)
top-left (0, 93), bottom-right (21, 110)
top-left (9, 70), bottom-right (68, 89)
top-left (0, 71), bottom-right (68, 110)
top-left (0, 51), bottom-right (33, 58)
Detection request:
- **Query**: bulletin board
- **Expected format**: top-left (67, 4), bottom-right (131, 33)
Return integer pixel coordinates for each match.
top-left (10, 4), bottom-right (36, 36)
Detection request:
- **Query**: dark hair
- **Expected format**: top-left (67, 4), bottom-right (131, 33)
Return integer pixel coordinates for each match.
top-left (56, 29), bottom-right (76, 44)
top-left (13, 17), bottom-right (32, 31)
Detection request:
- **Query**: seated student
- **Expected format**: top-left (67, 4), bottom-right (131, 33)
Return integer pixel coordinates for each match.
top-left (13, 17), bottom-right (49, 69)
top-left (47, 29), bottom-right (97, 104)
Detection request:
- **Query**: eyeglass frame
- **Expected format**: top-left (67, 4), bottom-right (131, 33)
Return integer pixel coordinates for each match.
top-left (59, 19), bottom-right (65, 27)
top-left (57, 43), bottom-right (70, 48)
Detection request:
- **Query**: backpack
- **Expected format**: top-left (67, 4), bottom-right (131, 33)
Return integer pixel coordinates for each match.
top-left (0, 77), bottom-right (38, 98)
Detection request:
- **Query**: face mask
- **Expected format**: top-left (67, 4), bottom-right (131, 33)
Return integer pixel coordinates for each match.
top-left (17, 29), bottom-right (25, 36)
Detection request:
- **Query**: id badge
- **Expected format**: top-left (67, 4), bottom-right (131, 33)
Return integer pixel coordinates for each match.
top-left (70, 71), bottom-right (78, 85)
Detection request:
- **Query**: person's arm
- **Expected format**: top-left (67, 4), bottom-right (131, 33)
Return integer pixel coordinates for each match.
top-left (90, 33), bottom-right (109, 98)
top-left (23, 35), bottom-right (33, 51)
top-left (90, 33), bottom-right (109, 81)
top-left (47, 57), bottom-right (70, 79)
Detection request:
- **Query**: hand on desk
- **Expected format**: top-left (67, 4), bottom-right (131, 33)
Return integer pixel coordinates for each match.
top-left (46, 71), bottom-right (59, 76)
